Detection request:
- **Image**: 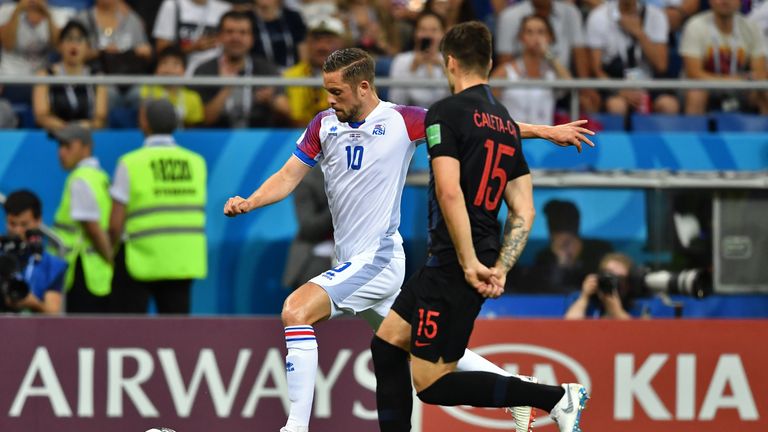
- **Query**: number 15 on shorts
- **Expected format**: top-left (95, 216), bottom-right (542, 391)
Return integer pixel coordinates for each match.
top-left (415, 307), bottom-right (440, 347)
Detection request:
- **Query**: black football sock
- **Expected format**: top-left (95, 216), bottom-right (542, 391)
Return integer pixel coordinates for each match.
top-left (416, 371), bottom-right (565, 412)
top-left (371, 336), bottom-right (413, 432)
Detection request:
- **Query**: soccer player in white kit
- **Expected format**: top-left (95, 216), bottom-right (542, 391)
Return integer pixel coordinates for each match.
top-left (224, 48), bottom-right (594, 432)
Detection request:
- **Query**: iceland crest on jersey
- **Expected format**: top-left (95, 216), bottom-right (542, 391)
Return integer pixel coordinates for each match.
top-left (372, 124), bottom-right (386, 135)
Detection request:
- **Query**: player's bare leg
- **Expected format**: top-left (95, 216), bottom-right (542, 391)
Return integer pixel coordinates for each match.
top-left (280, 282), bottom-right (332, 432)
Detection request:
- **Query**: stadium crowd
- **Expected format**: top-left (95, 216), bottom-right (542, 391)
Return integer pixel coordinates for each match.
top-left (0, 0), bottom-right (766, 130)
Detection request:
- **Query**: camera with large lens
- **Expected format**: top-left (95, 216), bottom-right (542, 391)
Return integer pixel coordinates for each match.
top-left (0, 230), bottom-right (43, 311)
top-left (597, 272), bottom-right (621, 294)
top-left (638, 268), bottom-right (712, 298)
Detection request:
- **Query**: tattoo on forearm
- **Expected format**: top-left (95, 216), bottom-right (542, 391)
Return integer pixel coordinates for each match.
top-left (499, 214), bottom-right (530, 271)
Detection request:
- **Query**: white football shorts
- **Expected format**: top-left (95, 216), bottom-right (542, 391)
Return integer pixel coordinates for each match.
top-left (309, 249), bottom-right (405, 327)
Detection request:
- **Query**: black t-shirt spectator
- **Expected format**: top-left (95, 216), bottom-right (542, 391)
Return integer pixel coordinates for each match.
top-left (249, 8), bottom-right (306, 69)
top-left (425, 84), bottom-right (529, 266)
top-left (46, 66), bottom-right (95, 122)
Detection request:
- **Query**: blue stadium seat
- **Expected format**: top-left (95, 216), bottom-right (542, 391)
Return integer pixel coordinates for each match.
top-left (108, 107), bottom-right (139, 129)
top-left (631, 114), bottom-right (710, 132)
top-left (590, 113), bottom-right (625, 131)
top-left (713, 113), bottom-right (768, 132)
top-left (48, 0), bottom-right (93, 9)
top-left (11, 104), bottom-right (36, 129)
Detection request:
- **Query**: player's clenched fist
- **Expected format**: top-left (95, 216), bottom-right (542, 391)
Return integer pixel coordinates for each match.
top-left (223, 196), bottom-right (253, 217)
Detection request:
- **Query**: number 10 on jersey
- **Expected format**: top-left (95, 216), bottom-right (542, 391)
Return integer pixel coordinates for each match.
top-left (345, 145), bottom-right (364, 170)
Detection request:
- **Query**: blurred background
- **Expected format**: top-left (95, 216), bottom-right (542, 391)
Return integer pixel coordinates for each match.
top-left (0, 1), bottom-right (767, 431)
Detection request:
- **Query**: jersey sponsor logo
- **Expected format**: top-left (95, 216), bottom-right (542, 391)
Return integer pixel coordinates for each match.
top-left (349, 133), bottom-right (362, 141)
top-left (426, 124), bottom-right (441, 148)
top-left (328, 125), bottom-right (338, 137)
top-left (372, 124), bottom-right (386, 136)
top-left (472, 110), bottom-right (518, 137)
top-left (439, 343), bottom-right (590, 428)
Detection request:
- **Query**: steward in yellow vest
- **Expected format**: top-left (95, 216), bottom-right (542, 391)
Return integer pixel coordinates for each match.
top-left (108, 99), bottom-right (207, 314)
top-left (50, 124), bottom-right (113, 313)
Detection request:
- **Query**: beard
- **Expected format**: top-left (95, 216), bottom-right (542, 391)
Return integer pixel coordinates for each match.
top-left (335, 104), bottom-right (362, 123)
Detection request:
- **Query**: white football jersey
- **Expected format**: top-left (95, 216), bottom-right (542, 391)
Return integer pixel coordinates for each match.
top-left (294, 101), bottom-right (426, 262)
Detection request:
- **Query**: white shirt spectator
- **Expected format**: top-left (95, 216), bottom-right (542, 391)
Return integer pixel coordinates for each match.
top-left (496, 0), bottom-right (584, 68)
top-left (749, 1), bottom-right (768, 57)
top-left (77, 6), bottom-right (148, 53)
top-left (387, 51), bottom-right (450, 108)
top-left (680, 11), bottom-right (765, 76)
top-left (586, 1), bottom-right (669, 79)
top-left (499, 62), bottom-right (556, 125)
top-left (152, 0), bottom-right (231, 67)
top-left (0, 4), bottom-right (75, 76)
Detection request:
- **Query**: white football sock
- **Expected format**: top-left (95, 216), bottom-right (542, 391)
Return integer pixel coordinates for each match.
top-left (284, 325), bottom-right (318, 431)
top-left (457, 348), bottom-right (513, 377)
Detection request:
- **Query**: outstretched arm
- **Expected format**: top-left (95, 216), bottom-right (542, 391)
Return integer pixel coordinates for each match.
top-left (517, 120), bottom-right (596, 152)
top-left (492, 174), bottom-right (535, 289)
top-left (224, 156), bottom-right (312, 217)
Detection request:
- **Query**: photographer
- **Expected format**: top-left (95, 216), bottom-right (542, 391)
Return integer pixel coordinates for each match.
top-left (564, 253), bottom-right (634, 320)
top-left (1, 190), bottom-right (67, 314)
top-left (387, 11), bottom-right (449, 108)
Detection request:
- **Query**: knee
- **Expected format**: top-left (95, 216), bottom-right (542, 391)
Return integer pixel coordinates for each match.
top-left (605, 95), bottom-right (628, 115)
top-left (685, 90), bottom-right (708, 114)
top-left (281, 296), bottom-right (308, 326)
top-left (371, 335), bottom-right (409, 367)
top-left (654, 94), bottom-right (680, 114)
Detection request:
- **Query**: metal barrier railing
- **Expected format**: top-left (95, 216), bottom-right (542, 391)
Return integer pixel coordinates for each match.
top-left (4, 75), bottom-right (767, 120)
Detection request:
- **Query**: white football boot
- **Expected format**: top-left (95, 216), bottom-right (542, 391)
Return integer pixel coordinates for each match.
top-left (549, 383), bottom-right (589, 432)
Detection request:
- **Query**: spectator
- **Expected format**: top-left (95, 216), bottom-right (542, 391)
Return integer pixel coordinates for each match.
top-left (496, 0), bottom-right (598, 112)
top-left (523, 199), bottom-right (613, 294)
top-left (491, 14), bottom-right (571, 125)
top-left (644, 0), bottom-right (700, 33)
top-left (153, 0), bottom-right (232, 69)
top-left (749, 1), bottom-right (768, 57)
top-left (564, 253), bottom-right (635, 320)
top-left (680, 0), bottom-right (767, 114)
top-left (249, 0), bottom-right (307, 69)
top-left (342, 0), bottom-right (400, 56)
top-left (388, 11), bottom-right (448, 108)
top-left (0, 0), bottom-right (69, 104)
top-left (283, 16), bottom-right (345, 125)
top-left (125, 0), bottom-right (162, 43)
top-left (586, 0), bottom-right (679, 114)
top-left (193, 10), bottom-right (291, 127)
top-left (282, 167), bottom-right (334, 290)
top-left (2, 190), bottom-right (67, 315)
top-left (33, 20), bottom-right (108, 131)
top-left (425, 0), bottom-right (475, 29)
top-left (49, 124), bottom-right (113, 314)
top-left (108, 99), bottom-right (207, 315)
top-left (0, 95), bottom-right (18, 128)
top-left (77, 0), bottom-right (152, 109)
top-left (141, 45), bottom-right (205, 128)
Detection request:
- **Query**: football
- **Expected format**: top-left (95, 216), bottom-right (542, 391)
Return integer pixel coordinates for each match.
top-left (145, 428), bottom-right (176, 432)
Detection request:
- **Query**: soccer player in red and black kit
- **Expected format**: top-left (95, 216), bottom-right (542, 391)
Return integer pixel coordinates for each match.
top-left (370, 21), bottom-right (590, 432)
